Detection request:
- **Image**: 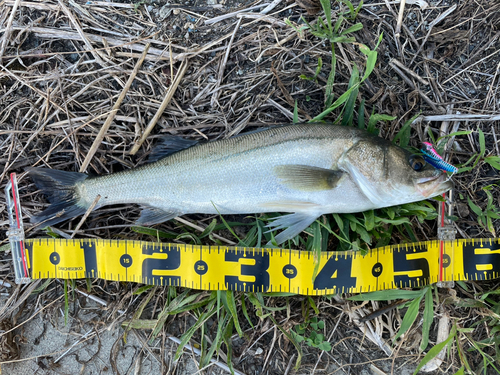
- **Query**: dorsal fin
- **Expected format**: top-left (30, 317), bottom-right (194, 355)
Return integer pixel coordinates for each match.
top-left (148, 136), bottom-right (199, 162)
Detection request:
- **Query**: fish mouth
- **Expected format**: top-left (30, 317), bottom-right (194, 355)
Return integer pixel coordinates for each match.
top-left (415, 172), bottom-right (453, 197)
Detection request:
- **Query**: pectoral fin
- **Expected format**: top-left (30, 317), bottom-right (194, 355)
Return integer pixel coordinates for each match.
top-left (136, 207), bottom-right (179, 225)
top-left (274, 165), bottom-right (344, 191)
top-left (266, 212), bottom-right (320, 245)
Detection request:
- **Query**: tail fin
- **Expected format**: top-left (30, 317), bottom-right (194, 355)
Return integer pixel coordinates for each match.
top-left (29, 168), bottom-right (89, 227)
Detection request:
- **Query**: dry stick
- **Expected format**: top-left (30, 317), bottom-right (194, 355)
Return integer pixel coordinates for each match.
top-left (70, 195), bottom-right (101, 239)
top-left (5, 27), bottom-right (174, 61)
top-left (211, 18), bottom-right (242, 108)
top-left (443, 48), bottom-right (500, 85)
top-left (80, 43), bottom-right (150, 172)
top-left (408, 4), bottom-right (457, 66)
top-left (0, 0), bottom-right (21, 62)
top-left (174, 217), bottom-right (236, 245)
top-left (129, 59), bottom-right (189, 155)
top-left (236, 13), bottom-right (287, 27)
top-left (57, 0), bottom-right (109, 67)
top-left (204, 3), bottom-right (270, 25)
top-left (388, 62), bottom-right (442, 112)
top-left (421, 114), bottom-right (500, 122)
top-left (394, 0), bottom-right (406, 37)
top-left (390, 58), bottom-right (429, 85)
top-left (483, 61), bottom-right (500, 111)
top-left (4, 0), bottom-right (59, 11)
top-left (492, 125), bottom-right (500, 156)
top-left (260, 0), bottom-right (282, 14)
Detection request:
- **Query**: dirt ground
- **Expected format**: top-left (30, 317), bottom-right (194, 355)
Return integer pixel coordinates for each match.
top-left (1, 0), bottom-right (500, 374)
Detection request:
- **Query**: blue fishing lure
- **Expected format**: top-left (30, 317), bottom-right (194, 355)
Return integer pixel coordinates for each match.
top-left (421, 142), bottom-right (458, 173)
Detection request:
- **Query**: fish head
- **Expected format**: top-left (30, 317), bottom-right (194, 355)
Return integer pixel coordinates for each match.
top-left (340, 137), bottom-right (453, 208)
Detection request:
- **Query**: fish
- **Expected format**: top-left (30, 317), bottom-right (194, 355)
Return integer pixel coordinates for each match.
top-left (29, 124), bottom-right (453, 244)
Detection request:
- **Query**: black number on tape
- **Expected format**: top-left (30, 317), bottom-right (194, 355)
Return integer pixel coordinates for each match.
top-left (463, 242), bottom-right (500, 280)
top-left (81, 241), bottom-right (97, 277)
top-left (393, 245), bottom-right (430, 287)
top-left (225, 249), bottom-right (270, 292)
top-left (142, 244), bottom-right (181, 285)
top-left (314, 255), bottom-right (356, 291)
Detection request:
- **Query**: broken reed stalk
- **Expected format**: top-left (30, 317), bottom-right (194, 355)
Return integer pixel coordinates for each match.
top-left (395, 0), bottom-right (406, 36)
top-left (129, 59), bottom-right (189, 155)
top-left (70, 194), bottom-right (101, 239)
top-left (0, 0), bottom-right (21, 63)
top-left (80, 43), bottom-right (151, 172)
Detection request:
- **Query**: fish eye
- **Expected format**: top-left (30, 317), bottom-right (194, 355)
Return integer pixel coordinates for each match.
top-left (409, 155), bottom-right (426, 172)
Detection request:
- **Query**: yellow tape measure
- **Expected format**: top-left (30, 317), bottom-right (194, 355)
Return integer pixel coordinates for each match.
top-left (24, 238), bottom-right (500, 295)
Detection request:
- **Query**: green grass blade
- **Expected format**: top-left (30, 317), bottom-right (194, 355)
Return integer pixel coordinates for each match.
top-left (199, 218), bottom-right (217, 238)
top-left (224, 291), bottom-right (244, 337)
top-left (293, 100), bottom-right (299, 123)
top-left (64, 279), bottom-right (69, 326)
top-left (123, 286), bottom-right (157, 341)
top-left (478, 128), bottom-right (486, 157)
top-left (174, 300), bottom-right (218, 360)
top-left (413, 325), bottom-right (457, 375)
top-left (200, 313), bottom-right (230, 368)
top-left (394, 291), bottom-right (425, 342)
top-left (357, 99), bottom-right (365, 128)
top-left (240, 294), bottom-right (254, 328)
top-left (341, 65), bottom-right (359, 126)
top-left (151, 290), bottom-right (201, 341)
top-left (349, 289), bottom-right (425, 301)
top-left (420, 286), bottom-right (434, 351)
top-left (325, 47), bottom-right (336, 108)
top-left (131, 226), bottom-right (178, 239)
top-left (270, 315), bottom-right (303, 369)
top-left (393, 113), bottom-right (419, 147)
top-left (312, 85), bottom-right (358, 121)
top-left (320, 0), bottom-right (332, 33)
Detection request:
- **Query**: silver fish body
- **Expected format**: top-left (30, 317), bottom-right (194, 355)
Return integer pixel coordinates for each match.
top-left (30, 124), bottom-right (452, 244)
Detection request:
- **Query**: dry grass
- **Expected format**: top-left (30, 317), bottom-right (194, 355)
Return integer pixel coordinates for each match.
top-left (1, 0), bottom-right (500, 374)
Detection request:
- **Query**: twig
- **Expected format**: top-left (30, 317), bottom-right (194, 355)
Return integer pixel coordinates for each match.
top-left (394, 0), bottom-right (406, 37)
top-left (389, 58), bottom-right (429, 85)
top-left (70, 195), bottom-right (101, 238)
top-left (167, 336), bottom-right (246, 375)
top-left (211, 18), bottom-right (242, 108)
top-left (312, 312), bottom-right (344, 373)
top-left (420, 114), bottom-right (500, 122)
top-left (260, 0), bottom-right (282, 14)
top-left (409, 4), bottom-right (457, 66)
top-left (3, 27), bottom-right (176, 61)
top-left (174, 217), bottom-right (236, 245)
top-left (57, 0), bottom-right (109, 67)
top-left (4, 0), bottom-right (59, 11)
top-left (236, 13), bottom-right (287, 27)
top-left (204, 4), bottom-right (270, 25)
top-left (388, 62), bottom-right (442, 112)
top-left (129, 59), bottom-right (189, 155)
top-left (0, 0), bottom-right (21, 63)
top-left (54, 329), bottom-right (94, 363)
top-left (80, 44), bottom-right (150, 172)
top-left (492, 125), bottom-right (500, 156)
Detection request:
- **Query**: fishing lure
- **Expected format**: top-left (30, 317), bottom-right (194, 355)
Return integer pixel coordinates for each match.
top-left (421, 142), bottom-right (458, 174)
